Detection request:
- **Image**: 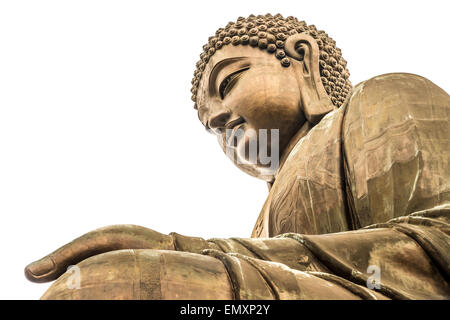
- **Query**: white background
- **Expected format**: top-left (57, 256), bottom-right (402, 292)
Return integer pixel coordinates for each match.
top-left (0, 0), bottom-right (448, 299)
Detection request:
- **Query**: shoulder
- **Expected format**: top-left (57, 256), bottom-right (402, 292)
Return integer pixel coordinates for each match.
top-left (342, 73), bottom-right (450, 226)
top-left (349, 73), bottom-right (448, 108)
top-left (344, 72), bottom-right (449, 148)
top-left (355, 72), bottom-right (443, 89)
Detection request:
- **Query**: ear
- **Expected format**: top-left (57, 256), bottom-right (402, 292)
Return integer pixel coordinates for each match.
top-left (284, 34), bottom-right (335, 124)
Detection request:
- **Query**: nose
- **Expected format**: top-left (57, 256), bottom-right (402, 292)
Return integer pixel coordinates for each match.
top-left (208, 110), bottom-right (231, 132)
top-left (198, 98), bottom-right (232, 134)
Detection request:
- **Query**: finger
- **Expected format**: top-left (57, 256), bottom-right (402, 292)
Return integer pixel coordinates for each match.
top-left (25, 224), bottom-right (175, 283)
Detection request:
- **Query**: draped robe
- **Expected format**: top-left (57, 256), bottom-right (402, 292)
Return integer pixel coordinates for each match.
top-left (247, 73), bottom-right (449, 299)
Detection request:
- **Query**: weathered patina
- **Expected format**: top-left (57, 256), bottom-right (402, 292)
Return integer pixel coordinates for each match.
top-left (26, 14), bottom-right (449, 300)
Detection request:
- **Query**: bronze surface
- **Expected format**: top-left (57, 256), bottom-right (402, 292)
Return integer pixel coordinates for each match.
top-left (25, 13), bottom-right (449, 300)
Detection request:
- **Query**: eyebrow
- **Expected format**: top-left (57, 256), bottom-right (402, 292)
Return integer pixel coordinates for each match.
top-left (208, 57), bottom-right (246, 95)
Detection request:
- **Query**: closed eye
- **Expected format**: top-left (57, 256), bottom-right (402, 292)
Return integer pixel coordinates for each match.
top-left (219, 67), bottom-right (249, 99)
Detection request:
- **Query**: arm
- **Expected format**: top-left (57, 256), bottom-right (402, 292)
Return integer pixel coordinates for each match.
top-left (276, 207), bottom-right (450, 299)
top-left (203, 207), bottom-right (448, 300)
top-left (26, 208), bottom-right (449, 299)
top-left (25, 224), bottom-right (216, 283)
top-left (25, 223), bottom-right (323, 283)
top-left (208, 208), bottom-right (449, 299)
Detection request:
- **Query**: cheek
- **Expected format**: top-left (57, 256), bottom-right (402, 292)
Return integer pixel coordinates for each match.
top-left (227, 71), bottom-right (302, 132)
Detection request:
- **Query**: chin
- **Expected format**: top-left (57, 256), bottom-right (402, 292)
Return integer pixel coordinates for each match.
top-left (233, 145), bottom-right (280, 182)
top-left (235, 161), bottom-right (278, 182)
top-left (218, 127), bottom-right (281, 182)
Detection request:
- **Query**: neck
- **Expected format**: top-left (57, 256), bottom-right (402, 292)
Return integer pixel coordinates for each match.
top-left (274, 121), bottom-right (313, 181)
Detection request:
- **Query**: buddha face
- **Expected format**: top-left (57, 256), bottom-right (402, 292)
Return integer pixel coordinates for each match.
top-left (196, 45), bottom-right (306, 181)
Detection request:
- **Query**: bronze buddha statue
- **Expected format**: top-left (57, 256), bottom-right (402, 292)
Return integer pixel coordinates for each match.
top-left (25, 14), bottom-right (449, 300)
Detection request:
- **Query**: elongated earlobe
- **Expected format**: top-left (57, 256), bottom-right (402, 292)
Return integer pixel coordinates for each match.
top-left (285, 34), bottom-right (335, 124)
top-left (303, 98), bottom-right (336, 124)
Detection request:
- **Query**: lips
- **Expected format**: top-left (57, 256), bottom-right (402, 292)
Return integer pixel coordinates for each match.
top-left (225, 117), bottom-right (245, 130)
top-left (224, 117), bottom-right (246, 147)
